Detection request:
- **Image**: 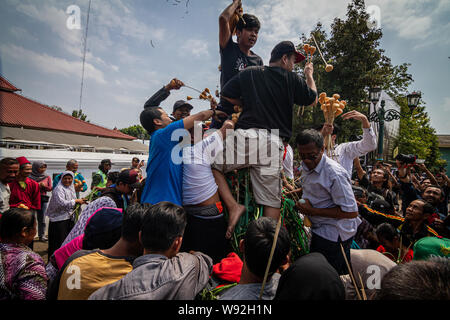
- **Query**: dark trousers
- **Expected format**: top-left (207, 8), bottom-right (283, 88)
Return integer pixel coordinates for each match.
top-left (48, 219), bottom-right (72, 258)
top-left (310, 232), bottom-right (353, 275)
top-left (180, 214), bottom-right (231, 264)
top-left (37, 201), bottom-right (48, 239)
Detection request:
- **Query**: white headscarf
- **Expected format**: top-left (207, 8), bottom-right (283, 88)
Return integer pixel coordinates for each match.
top-left (46, 171), bottom-right (76, 218)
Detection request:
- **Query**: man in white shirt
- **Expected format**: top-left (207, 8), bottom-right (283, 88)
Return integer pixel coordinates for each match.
top-left (0, 158), bottom-right (19, 213)
top-left (319, 110), bottom-right (377, 175)
top-left (181, 120), bottom-right (244, 263)
top-left (296, 129), bottom-right (360, 275)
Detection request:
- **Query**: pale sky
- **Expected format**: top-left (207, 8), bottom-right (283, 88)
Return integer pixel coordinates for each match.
top-left (1, 0), bottom-right (449, 133)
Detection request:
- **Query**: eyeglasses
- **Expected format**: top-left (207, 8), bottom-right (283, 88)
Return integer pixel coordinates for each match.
top-left (299, 152), bottom-right (321, 161)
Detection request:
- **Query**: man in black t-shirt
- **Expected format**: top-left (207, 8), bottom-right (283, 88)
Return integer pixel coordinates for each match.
top-left (212, 0), bottom-right (263, 128)
top-left (212, 41), bottom-right (317, 220)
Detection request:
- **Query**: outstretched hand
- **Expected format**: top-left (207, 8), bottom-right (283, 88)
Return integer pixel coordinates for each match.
top-left (341, 110), bottom-right (370, 128)
top-left (166, 78), bottom-right (184, 91)
top-left (213, 110), bottom-right (228, 122)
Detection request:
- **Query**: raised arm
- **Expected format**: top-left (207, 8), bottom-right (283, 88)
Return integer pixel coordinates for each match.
top-left (303, 62), bottom-right (318, 106)
top-left (219, 0), bottom-right (242, 49)
top-left (353, 157), bottom-right (366, 181)
top-left (183, 108), bottom-right (228, 131)
top-left (143, 78), bottom-right (184, 109)
top-left (416, 163), bottom-right (438, 186)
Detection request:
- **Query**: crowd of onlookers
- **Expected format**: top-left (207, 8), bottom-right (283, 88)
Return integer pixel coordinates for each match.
top-left (1, 0), bottom-right (449, 302)
top-left (0, 148), bottom-right (448, 301)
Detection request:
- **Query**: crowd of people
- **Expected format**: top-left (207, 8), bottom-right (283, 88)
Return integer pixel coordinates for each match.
top-left (1, 0), bottom-right (449, 301)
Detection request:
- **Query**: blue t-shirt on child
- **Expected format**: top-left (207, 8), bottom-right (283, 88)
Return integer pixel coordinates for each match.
top-left (141, 120), bottom-right (187, 206)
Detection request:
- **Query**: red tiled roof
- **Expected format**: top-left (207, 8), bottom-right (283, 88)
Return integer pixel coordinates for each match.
top-left (0, 76), bottom-right (21, 92)
top-left (0, 79), bottom-right (136, 140)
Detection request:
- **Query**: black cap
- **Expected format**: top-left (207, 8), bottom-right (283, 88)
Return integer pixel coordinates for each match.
top-left (101, 159), bottom-right (113, 166)
top-left (172, 100), bottom-right (194, 113)
top-left (371, 199), bottom-right (394, 215)
top-left (271, 41), bottom-right (305, 63)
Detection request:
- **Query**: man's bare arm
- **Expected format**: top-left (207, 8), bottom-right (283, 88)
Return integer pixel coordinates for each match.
top-left (219, 0), bottom-right (242, 49)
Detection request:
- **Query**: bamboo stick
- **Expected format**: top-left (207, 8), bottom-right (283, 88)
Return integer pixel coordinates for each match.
top-left (340, 243), bottom-right (363, 300)
top-left (259, 214), bottom-right (282, 300)
top-left (358, 272), bottom-right (367, 300)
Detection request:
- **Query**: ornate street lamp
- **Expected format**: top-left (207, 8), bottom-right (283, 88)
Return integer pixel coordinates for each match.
top-left (407, 91), bottom-right (421, 114)
top-left (369, 86), bottom-right (382, 104)
top-left (368, 88), bottom-right (421, 162)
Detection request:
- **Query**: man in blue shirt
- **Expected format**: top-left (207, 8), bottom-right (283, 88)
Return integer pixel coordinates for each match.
top-left (140, 79), bottom-right (226, 206)
top-left (296, 129), bottom-right (360, 275)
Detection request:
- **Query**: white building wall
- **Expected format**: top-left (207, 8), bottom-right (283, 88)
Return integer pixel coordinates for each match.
top-left (0, 148), bottom-right (147, 198)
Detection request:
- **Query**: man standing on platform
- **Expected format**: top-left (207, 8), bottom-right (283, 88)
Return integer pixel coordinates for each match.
top-left (212, 41), bottom-right (317, 221)
top-left (212, 0), bottom-right (263, 128)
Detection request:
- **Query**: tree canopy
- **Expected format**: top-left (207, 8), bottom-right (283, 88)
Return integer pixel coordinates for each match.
top-left (119, 124), bottom-right (150, 140)
top-left (291, 0), bottom-right (441, 168)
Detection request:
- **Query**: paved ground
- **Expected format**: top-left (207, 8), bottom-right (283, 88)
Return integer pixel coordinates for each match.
top-left (33, 239), bottom-right (48, 264)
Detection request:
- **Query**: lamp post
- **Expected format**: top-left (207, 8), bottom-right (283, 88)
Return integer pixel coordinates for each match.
top-left (368, 88), bottom-right (421, 162)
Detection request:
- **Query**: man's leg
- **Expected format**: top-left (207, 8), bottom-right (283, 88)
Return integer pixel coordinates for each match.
top-left (212, 168), bottom-right (246, 239)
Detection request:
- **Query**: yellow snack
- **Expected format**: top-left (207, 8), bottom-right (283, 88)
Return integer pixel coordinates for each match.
top-left (332, 103), bottom-right (340, 113)
top-left (333, 94), bottom-right (340, 100)
top-left (187, 96), bottom-right (193, 101)
top-left (303, 44), bottom-right (310, 53)
top-left (325, 64), bottom-right (334, 72)
top-left (335, 108), bottom-right (343, 116)
top-left (319, 96), bottom-right (325, 104)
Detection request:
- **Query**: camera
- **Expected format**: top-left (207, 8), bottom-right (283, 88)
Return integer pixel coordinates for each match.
top-left (395, 154), bottom-right (417, 165)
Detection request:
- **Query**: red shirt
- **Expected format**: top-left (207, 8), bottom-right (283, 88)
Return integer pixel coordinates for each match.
top-left (8, 178), bottom-right (41, 210)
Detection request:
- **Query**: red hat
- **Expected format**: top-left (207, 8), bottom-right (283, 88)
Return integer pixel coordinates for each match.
top-left (212, 252), bottom-right (243, 283)
top-left (16, 156), bottom-right (31, 166)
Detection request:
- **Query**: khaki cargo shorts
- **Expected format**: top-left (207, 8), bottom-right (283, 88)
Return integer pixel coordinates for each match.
top-left (212, 129), bottom-right (284, 208)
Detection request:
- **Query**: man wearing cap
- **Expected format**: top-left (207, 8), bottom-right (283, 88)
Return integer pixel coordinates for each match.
top-left (143, 78), bottom-right (193, 121)
top-left (91, 159), bottom-right (112, 193)
top-left (213, 0), bottom-right (264, 128)
top-left (212, 40), bottom-right (317, 220)
top-left (101, 169), bottom-right (141, 210)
